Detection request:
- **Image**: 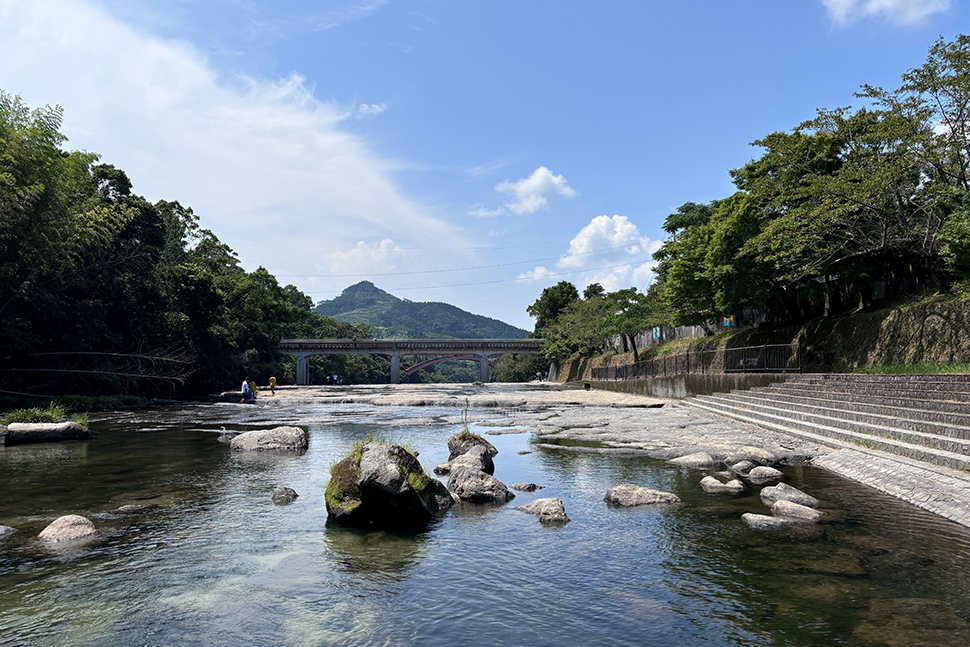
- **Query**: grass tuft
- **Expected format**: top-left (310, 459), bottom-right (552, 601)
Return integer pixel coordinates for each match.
top-left (1, 402), bottom-right (66, 424)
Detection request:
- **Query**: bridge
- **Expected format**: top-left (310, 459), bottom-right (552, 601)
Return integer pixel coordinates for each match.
top-left (279, 338), bottom-right (544, 384)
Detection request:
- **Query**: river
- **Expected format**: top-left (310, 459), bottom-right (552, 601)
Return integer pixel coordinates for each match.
top-left (2, 385), bottom-right (970, 646)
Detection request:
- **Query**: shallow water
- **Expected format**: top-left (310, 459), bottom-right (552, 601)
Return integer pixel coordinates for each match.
top-left (3, 392), bottom-right (970, 646)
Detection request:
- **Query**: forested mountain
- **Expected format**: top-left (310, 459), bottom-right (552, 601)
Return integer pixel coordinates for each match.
top-left (314, 281), bottom-right (529, 339)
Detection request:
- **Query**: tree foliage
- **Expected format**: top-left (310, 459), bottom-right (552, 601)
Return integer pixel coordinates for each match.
top-left (0, 91), bottom-right (383, 399)
top-left (652, 35), bottom-right (970, 328)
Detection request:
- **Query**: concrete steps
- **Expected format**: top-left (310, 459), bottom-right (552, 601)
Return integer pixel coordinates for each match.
top-left (684, 374), bottom-right (970, 473)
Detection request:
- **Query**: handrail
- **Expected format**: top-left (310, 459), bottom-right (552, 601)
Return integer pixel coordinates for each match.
top-left (591, 343), bottom-right (800, 380)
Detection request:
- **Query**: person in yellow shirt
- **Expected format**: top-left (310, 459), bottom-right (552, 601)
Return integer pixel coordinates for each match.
top-left (269, 376), bottom-right (277, 395)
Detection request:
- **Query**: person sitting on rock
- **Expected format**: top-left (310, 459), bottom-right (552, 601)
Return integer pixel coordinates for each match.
top-left (240, 378), bottom-right (253, 403)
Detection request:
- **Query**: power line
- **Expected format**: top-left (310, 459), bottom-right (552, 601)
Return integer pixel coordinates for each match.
top-left (277, 243), bottom-right (657, 278)
top-left (299, 259), bottom-right (655, 294)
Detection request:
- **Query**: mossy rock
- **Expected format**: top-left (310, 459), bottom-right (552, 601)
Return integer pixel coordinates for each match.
top-left (325, 442), bottom-right (452, 528)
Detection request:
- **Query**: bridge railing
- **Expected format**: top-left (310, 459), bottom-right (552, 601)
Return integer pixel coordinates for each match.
top-left (279, 339), bottom-right (544, 354)
top-left (591, 343), bottom-right (800, 380)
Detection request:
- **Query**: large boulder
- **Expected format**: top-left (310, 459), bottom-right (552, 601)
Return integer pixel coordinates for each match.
top-left (760, 482), bottom-right (820, 507)
top-left (771, 499), bottom-right (824, 521)
top-left (229, 427), bottom-right (308, 452)
top-left (447, 466), bottom-right (515, 504)
top-left (38, 515), bottom-right (97, 543)
top-left (605, 483), bottom-right (681, 507)
top-left (4, 421), bottom-right (91, 446)
top-left (516, 498), bottom-right (570, 525)
top-left (326, 442), bottom-right (453, 528)
top-left (447, 429), bottom-right (498, 461)
top-left (434, 445), bottom-right (495, 476)
top-left (700, 475), bottom-right (745, 494)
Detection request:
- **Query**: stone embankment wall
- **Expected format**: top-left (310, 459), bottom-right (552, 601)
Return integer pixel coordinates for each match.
top-left (558, 292), bottom-right (970, 390)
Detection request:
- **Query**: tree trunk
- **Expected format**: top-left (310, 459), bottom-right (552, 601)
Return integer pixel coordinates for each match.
top-left (627, 333), bottom-right (640, 363)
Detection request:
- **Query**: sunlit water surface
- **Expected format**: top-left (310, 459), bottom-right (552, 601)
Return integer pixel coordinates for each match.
top-left (3, 389), bottom-right (970, 646)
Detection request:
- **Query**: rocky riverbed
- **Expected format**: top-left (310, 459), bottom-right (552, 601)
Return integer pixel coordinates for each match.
top-left (258, 383), bottom-right (826, 465)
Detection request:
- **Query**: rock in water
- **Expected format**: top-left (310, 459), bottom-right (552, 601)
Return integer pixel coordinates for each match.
top-left (272, 487), bottom-right (299, 505)
top-left (771, 499), bottom-right (823, 521)
top-left (724, 446), bottom-right (777, 466)
top-left (510, 482), bottom-right (544, 492)
top-left (747, 466), bottom-right (784, 483)
top-left (447, 466), bottom-right (515, 503)
top-left (604, 483), bottom-right (680, 507)
top-left (326, 442), bottom-right (452, 528)
top-left (759, 482), bottom-right (820, 507)
top-left (38, 515), bottom-right (97, 543)
top-left (0, 525), bottom-right (16, 538)
top-left (669, 452), bottom-right (716, 469)
top-left (741, 513), bottom-right (801, 531)
top-left (516, 498), bottom-right (570, 525)
top-left (447, 430), bottom-right (498, 461)
top-left (434, 445), bottom-right (495, 476)
top-left (5, 421), bottom-right (91, 445)
top-left (699, 475), bottom-right (745, 494)
top-left (229, 427), bottom-right (308, 452)
top-left (729, 459), bottom-right (757, 476)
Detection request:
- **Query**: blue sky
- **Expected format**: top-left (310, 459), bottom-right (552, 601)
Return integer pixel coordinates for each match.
top-left (0, 0), bottom-right (966, 331)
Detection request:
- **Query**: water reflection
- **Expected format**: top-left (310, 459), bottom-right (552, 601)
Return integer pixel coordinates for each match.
top-left (324, 526), bottom-right (430, 583)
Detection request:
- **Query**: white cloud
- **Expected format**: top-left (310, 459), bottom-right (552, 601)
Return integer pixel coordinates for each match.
top-left (517, 266), bottom-right (556, 282)
top-left (357, 102), bottom-right (388, 118)
top-left (245, 0), bottom-right (391, 40)
top-left (317, 239), bottom-right (406, 274)
top-left (557, 215), bottom-right (651, 269)
top-left (495, 166), bottom-right (577, 215)
top-left (468, 203), bottom-right (506, 218)
top-left (821, 0), bottom-right (951, 26)
top-left (0, 0), bottom-right (468, 297)
top-left (518, 215), bottom-right (661, 291)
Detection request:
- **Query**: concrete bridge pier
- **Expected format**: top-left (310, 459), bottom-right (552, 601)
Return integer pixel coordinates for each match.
top-left (295, 354), bottom-right (310, 386)
top-left (389, 353), bottom-right (400, 384)
top-left (479, 354), bottom-right (490, 382)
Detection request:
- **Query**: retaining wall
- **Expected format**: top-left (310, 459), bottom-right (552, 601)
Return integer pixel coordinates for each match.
top-left (591, 373), bottom-right (791, 399)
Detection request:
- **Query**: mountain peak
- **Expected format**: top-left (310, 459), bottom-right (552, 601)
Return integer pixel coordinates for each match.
top-left (315, 283), bottom-right (527, 339)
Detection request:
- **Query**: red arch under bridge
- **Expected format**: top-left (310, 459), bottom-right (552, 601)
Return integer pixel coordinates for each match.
top-left (279, 338), bottom-right (544, 384)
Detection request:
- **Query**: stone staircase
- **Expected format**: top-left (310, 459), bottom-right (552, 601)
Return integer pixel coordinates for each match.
top-left (686, 373), bottom-right (970, 471)
top-left (684, 374), bottom-right (970, 527)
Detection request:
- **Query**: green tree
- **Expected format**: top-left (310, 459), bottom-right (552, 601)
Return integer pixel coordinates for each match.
top-left (526, 281), bottom-right (579, 335)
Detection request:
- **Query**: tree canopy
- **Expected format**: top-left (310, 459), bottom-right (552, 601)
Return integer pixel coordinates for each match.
top-left (652, 34), bottom-right (970, 328)
top-left (0, 91), bottom-right (385, 400)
